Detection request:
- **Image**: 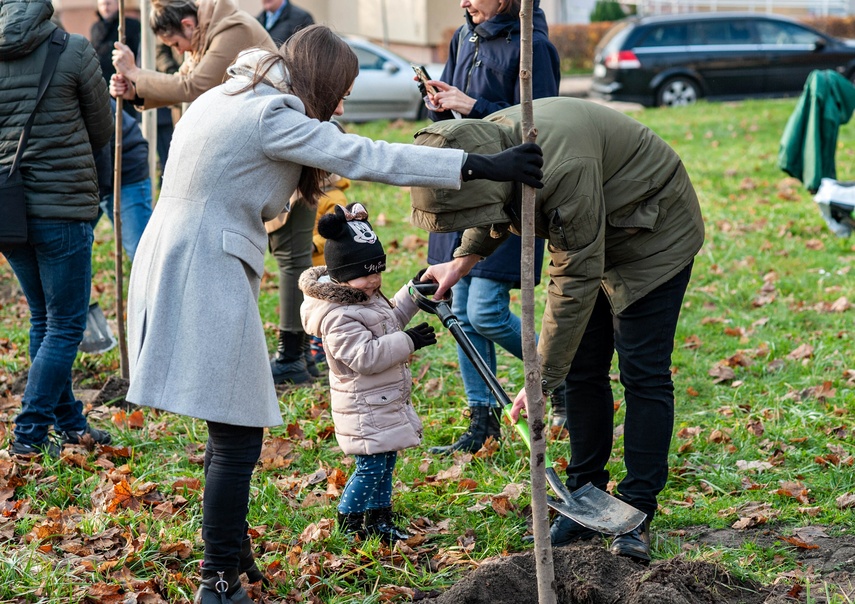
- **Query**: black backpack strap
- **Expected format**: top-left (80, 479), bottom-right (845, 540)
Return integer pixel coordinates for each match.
top-left (8, 29), bottom-right (69, 176)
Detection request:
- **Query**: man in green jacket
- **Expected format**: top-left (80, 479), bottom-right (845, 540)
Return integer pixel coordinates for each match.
top-left (413, 97), bottom-right (704, 562)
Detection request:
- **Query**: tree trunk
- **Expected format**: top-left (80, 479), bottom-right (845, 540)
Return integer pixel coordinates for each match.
top-left (519, 1), bottom-right (556, 602)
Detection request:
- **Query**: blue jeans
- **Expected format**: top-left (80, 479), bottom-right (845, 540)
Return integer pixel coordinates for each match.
top-left (452, 276), bottom-right (529, 407)
top-left (338, 452), bottom-right (397, 514)
top-left (562, 262), bottom-right (693, 519)
top-left (4, 219), bottom-right (93, 446)
top-left (93, 178), bottom-right (153, 261)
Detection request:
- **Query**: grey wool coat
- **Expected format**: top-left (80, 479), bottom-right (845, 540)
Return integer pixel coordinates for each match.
top-left (300, 267), bottom-right (423, 455)
top-left (126, 55), bottom-right (465, 428)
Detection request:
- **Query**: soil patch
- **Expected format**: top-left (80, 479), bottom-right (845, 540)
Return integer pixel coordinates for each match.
top-left (418, 537), bottom-right (855, 604)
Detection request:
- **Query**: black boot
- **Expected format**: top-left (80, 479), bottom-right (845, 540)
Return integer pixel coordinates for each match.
top-left (238, 536), bottom-right (268, 585)
top-left (610, 518), bottom-right (651, 563)
top-left (428, 406), bottom-right (502, 454)
top-left (337, 511), bottom-right (365, 538)
top-left (270, 330), bottom-right (312, 384)
top-left (364, 507), bottom-right (410, 543)
top-left (194, 568), bottom-right (253, 604)
top-left (549, 382), bottom-right (568, 431)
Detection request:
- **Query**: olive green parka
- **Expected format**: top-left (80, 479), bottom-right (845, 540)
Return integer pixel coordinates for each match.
top-left (411, 97), bottom-right (705, 390)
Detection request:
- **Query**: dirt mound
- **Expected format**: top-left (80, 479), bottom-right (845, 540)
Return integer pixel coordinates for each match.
top-left (419, 545), bottom-right (775, 604)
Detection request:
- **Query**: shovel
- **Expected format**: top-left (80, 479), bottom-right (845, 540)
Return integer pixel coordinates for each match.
top-left (79, 302), bottom-right (118, 355)
top-left (409, 280), bottom-right (646, 536)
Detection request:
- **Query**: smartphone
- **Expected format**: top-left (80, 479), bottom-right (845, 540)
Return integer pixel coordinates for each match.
top-left (411, 64), bottom-right (438, 96)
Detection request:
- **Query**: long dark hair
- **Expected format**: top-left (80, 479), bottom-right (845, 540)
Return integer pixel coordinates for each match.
top-left (229, 25), bottom-right (359, 204)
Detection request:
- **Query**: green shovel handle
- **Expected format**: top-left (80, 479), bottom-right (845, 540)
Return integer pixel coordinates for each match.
top-left (502, 406), bottom-right (553, 468)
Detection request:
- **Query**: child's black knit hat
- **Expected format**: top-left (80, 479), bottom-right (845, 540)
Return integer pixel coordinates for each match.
top-left (317, 203), bottom-right (386, 283)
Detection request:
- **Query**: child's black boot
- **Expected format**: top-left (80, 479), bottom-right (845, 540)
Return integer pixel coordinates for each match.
top-left (364, 507), bottom-right (410, 543)
top-left (337, 511), bottom-right (366, 538)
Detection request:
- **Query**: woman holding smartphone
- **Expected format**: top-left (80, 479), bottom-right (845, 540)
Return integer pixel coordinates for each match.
top-left (421, 0), bottom-right (562, 457)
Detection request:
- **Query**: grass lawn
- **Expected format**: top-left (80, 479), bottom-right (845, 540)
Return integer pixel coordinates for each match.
top-left (0, 97), bottom-right (853, 603)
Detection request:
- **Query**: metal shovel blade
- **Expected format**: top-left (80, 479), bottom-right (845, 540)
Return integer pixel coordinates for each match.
top-left (79, 302), bottom-right (117, 354)
top-left (546, 471), bottom-right (646, 535)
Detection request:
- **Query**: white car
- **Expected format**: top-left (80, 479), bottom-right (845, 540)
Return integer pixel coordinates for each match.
top-left (342, 36), bottom-right (445, 122)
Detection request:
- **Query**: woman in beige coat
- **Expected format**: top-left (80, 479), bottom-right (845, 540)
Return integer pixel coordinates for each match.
top-left (110, 0), bottom-right (274, 109)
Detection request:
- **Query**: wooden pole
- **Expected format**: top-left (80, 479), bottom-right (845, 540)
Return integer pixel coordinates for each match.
top-left (114, 0), bottom-right (130, 379)
top-left (139, 0), bottom-right (158, 204)
top-left (519, 0), bottom-right (556, 602)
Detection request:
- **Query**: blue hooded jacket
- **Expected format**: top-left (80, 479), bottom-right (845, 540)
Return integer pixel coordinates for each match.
top-left (426, 2), bottom-right (560, 284)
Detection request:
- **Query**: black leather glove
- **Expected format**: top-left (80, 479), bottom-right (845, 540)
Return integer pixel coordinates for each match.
top-left (405, 322), bottom-right (437, 351)
top-left (462, 142), bottom-right (544, 189)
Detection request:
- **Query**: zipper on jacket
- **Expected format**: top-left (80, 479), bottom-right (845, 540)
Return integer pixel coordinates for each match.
top-left (464, 34), bottom-right (480, 95)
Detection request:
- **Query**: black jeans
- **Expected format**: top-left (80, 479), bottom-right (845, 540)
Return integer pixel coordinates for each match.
top-left (202, 421), bottom-right (263, 570)
top-left (562, 262), bottom-right (693, 519)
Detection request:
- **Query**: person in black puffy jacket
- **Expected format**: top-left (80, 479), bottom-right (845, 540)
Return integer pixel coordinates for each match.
top-left (0, 0), bottom-right (114, 457)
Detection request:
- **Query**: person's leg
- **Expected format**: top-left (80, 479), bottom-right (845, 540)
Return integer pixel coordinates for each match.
top-left (613, 262), bottom-right (693, 518)
top-left (116, 179), bottom-right (153, 260)
top-left (562, 289), bottom-right (616, 494)
top-left (466, 276), bottom-right (524, 360)
top-left (337, 453), bottom-right (389, 536)
top-left (199, 421), bottom-right (262, 601)
top-left (608, 262), bottom-right (693, 562)
top-left (7, 220), bottom-right (93, 451)
top-left (268, 201), bottom-right (317, 384)
top-left (545, 289), bottom-right (616, 545)
top-left (363, 452), bottom-right (408, 542)
top-left (202, 421), bottom-right (263, 568)
top-left (428, 277), bottom-right (503, 454)
top-left (100, 180), bottom-right (153, 261)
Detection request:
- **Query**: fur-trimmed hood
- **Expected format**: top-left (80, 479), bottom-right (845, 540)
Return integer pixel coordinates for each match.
top-left (299, 265), bottom-right (371, 306)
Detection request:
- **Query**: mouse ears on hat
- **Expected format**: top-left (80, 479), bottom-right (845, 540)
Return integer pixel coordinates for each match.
top-left (317, 203), bottom-right (373, 241)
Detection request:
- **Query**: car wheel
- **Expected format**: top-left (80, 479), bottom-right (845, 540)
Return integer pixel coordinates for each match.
top-left (656, 77), bottom-right (700, 107)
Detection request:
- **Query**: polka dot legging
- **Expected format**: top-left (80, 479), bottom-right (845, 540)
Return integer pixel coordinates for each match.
top-left (338, 451), bottom-right (397, 514)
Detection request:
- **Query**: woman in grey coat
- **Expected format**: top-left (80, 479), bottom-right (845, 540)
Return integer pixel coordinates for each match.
top-left (125, 25), bottom-right (542, 603)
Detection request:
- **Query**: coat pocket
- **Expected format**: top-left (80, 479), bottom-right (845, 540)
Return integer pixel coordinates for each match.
top-left (547, 204), bottom-right (598, 252)
top-left (607, 202), bottom-right (666, 233)
top-left (363, 385), bottom-right (408, 430)
top-left (222, 230), bottom-right (265, 278)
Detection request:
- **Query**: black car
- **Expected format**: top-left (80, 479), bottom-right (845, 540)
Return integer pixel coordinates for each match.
top-left (591, 12), bottom-right (855, 107)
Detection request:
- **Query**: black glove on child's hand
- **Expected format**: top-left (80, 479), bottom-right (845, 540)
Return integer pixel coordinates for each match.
top-left (405, 322), bottom-right (437, 351)
top-left (462, 142), bottom-right (544, 189)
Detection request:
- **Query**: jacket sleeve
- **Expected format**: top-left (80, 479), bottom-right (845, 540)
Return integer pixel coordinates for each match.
top-left (454, 226), bottom-right (510, 259)
top-left (133, 22), bottom-right (262, 109)
top-left (537, 160), bottom-right (606, 391)
top-left (260, 108), bottom-right (464, 189)
top-left (76, 38), bottom-right (114, 152)
top-left (428, 28), bottom-right (461, 122)
top-left (323, 313), bottom-right (414, 376)
top-left (391, 284), bottom-right (419, 329)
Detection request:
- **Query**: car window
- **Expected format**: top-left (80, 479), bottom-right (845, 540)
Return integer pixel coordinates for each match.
top-left (756, 21), bottom-right (821, 46)
top-left (636, 24), bottom-right (687, 47)
top-left (597, 21), bottom-right (633, 55)
top-left (690, 20), bottom-right (755, 45)
top-left (350, 46), bottom-right (386, 70)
